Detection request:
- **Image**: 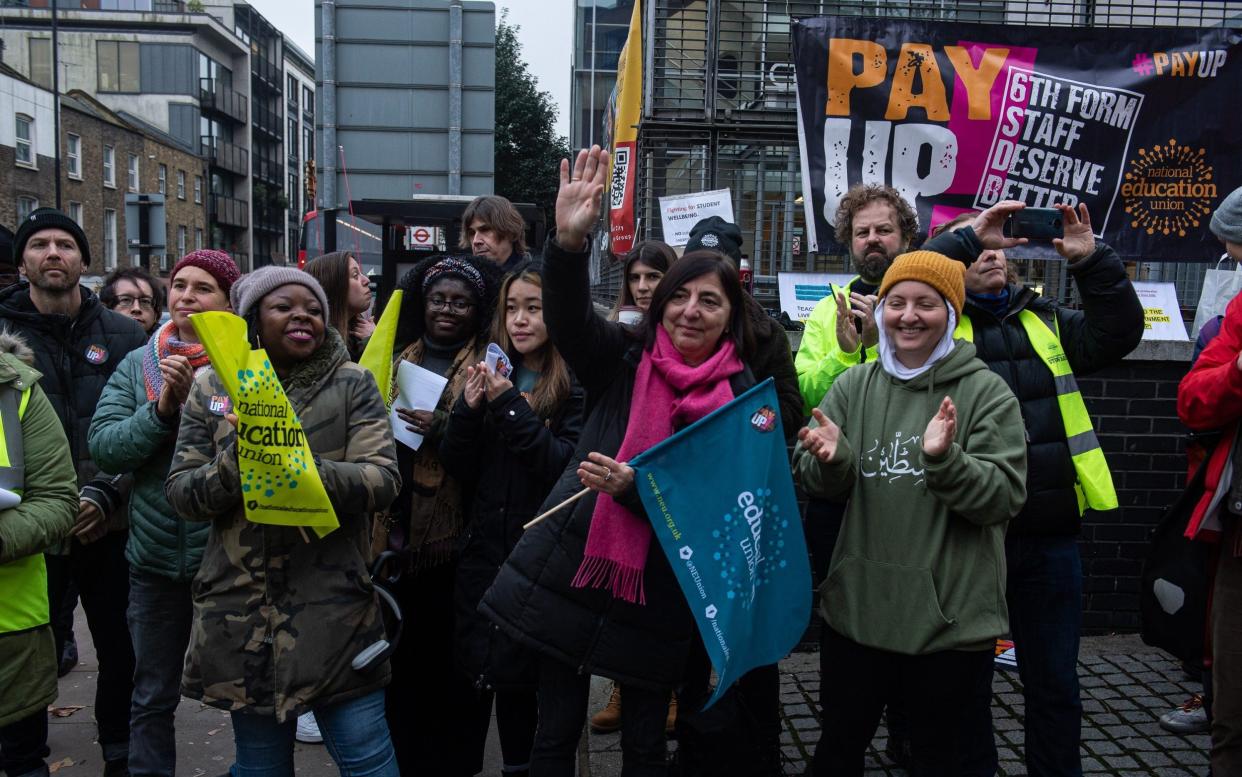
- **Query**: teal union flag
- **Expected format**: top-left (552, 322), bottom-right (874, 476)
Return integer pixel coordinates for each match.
top-left (631, 378), bottom-right (812, 707)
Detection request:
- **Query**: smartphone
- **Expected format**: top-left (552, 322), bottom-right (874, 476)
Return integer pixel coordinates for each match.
top-left (1004, 207), bottom-right (1063, 240)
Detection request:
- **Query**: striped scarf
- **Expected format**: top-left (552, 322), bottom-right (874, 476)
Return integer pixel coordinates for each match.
top-left (142, 320), bottom-right (211, 402)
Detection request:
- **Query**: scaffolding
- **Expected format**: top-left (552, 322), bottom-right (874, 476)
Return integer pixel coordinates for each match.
top-left (595, 0), bottom-right (1242, 310)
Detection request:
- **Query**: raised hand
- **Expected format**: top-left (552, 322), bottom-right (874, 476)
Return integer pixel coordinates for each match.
top-left (798, 408), bottom-right (842, 463)
top-left (555, 145), bottom-right (610, 252)
top-left (463, 363), bottom-right (487, 409)
top-left (834, 291), bottom-right (860, 354)
top-left (969, 200), bottom-right (1029, 250)
top-left (1053, 202), bottom-right (1095, 263)
top-left (922, 396), bottom-right (958, 458)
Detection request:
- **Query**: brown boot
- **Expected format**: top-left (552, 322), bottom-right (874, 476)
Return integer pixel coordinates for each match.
top-left (590, 683), bottom-right (622, 733)
top-left (665, 691), bottom-right (678, 734)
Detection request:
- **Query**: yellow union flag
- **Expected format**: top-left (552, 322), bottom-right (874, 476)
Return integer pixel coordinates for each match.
top-left (190, 311), bottom-right (339, 538)
top-left (358, 289), bottom-right (402, 407)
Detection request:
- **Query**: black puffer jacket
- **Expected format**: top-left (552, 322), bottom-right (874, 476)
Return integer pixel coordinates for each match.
top-left (479, 238), bottom-right (760, 691)
top-left (923, 227), bottom-right (1143, 536)
top-left (0, 283), bottom-right (145, 509)
top-left (440, 376), bottom-right (585, 690)
top-left (744, 296), bottom-right (802, 441)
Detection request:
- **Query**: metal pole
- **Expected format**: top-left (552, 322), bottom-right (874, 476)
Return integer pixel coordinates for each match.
top-left (322, 0), bottom-right (337, 209)
top-left (448, 0), bottom-right (463, 195)
top-left (52, 0), bottom-right (62, 209)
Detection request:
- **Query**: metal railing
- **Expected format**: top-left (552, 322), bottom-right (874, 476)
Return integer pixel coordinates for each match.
top-left (198, 78), bottom-right (247, 125)
top-left (210, 194), bottom-right (249, 229)
top-left (251, 100), bottom-right (282, 139)
top-left (200, 136), bottom-right (249, 178)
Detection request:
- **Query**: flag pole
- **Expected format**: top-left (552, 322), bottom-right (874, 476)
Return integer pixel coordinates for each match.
top-left (524, 486), bottom-right (591, 530)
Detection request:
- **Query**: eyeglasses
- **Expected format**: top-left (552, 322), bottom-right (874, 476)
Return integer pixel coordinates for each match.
top-left (115, 295), bottom-right (155, 311)
top-left (426, 297), bottom-right (475, 314)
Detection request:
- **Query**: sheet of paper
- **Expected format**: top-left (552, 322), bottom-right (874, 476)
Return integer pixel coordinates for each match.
top-left (390, 360), bottom-right (449, 450)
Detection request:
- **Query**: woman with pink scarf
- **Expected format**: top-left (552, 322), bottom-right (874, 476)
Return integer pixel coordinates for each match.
top-left (480, 147), bottom-right (766, 776)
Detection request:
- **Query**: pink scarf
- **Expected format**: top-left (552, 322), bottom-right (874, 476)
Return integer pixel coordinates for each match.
top-left (571, 326), bottom-right (743, 604)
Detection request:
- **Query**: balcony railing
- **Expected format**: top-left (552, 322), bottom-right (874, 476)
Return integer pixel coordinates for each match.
top-left (253, 56), bottom-right (280, 90)
top-left (252, 156), bottom-right (282, 185)
top-left (254, 205), bottom-right (284, 234)
top-left (198, 78), bottom-right (247, 125)
top-left (210, 194), bottom-right (250, 229)
top-left (252, 100), bottom-right (282, 139)
top-left (200, 136), bottom-right (249, 178)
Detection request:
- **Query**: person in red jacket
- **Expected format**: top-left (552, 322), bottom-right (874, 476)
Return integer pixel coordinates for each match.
top-left (1177, 184), bottom-right (1242, 773)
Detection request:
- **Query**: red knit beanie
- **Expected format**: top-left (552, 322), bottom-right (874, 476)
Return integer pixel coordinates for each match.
top-left (171, 250), bottom-right (241, 296)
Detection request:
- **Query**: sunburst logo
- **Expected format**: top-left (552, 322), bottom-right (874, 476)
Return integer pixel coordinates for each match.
top-left (1120, 139), bottom-right (1217, 237)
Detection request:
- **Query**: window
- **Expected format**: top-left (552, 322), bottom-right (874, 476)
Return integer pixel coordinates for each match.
top-left (15, 115), bottom-right (34, 167)
top-left (68, 201), bottom-right (83, 226)
top-left (128, 154), bottom-right (140, 192)
top-left (303, 126), bottom-right (313, 161)
top-left (97, 41), bottom-right (140, 93)
top-left (177, 225), bottom-right (187, 257)
top-left (158, 164), bottom-right (167, 195)
top-left (194, 176), bottom-right (203, 204)
top-left (29, 38), bottom-right (52, 90)
top-left (303, 85), bottom-right (313, 114)
top-left (289, 171), bottom-right (299, 215)
top-left (103, 209), bottom-right (117, 269)
top-left (103, 145), bottom-right (116, 187)
top-left (66, 134), bottom-right (81, 178)
top-left (177, 170), bottom-right (186, 199)
top-left (288, 75), bottom-right (298, 104)
top-left (195, 227), bottom-right (204, 250)
top-left (16, 197), bottom-right (38, 222)
top-left (288, 118), bottom-right (298, 158)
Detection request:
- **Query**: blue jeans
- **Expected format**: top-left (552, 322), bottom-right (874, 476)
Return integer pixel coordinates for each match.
top-left (127, 569), bottom-right (193, 777)
top-left (229, 690), bottom-right (398, 777)
top-left (968, 535), bottom-right (1083, 777)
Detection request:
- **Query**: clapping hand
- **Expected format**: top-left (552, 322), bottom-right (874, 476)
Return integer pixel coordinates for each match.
top-left (922, 396), bottom-right (958, 458)
top-left (834, 291), bottom-right (878, 353)
top-left (798, 408), bottom-right (842, 463)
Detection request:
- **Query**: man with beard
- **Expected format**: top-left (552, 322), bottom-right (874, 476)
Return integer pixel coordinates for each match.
top-left (793, 184), bottom-right (919, 766)
top-left (0, 208), bottom-right (145, 776)
top-left (795, 184), bottom-right (918, 413)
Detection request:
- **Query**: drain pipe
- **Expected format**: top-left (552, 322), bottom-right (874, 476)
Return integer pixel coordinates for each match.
top-left (448, 0), bottom-right (463, 195)
top-left (321, 0), bottom-right (338, 209)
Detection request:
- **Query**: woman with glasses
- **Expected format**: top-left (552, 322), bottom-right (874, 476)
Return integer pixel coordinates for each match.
top-left (100, 266), bottom-right (166, 335)
top-left (87, 250), bottom-right (240, 776)
top-left (383, 254), bottom-right (502, 776)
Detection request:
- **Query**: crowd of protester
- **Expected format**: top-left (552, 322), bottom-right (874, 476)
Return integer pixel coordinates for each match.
top-left (3, 148), bottom-right (1242, 777)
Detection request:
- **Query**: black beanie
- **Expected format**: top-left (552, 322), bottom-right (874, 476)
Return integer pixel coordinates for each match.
top-left (13, 207), bottom-right (91, 266)
top-left (684, 215), bottom-right (744, 264)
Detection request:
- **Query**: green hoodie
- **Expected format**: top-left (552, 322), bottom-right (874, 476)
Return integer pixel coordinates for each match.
top-left (794, 340), bottom-right (1027, 655)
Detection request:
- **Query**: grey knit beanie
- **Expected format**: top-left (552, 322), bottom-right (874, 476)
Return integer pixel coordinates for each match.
top-left (1211, 186), bottom-right (1242, 245)
top-left (230, 266), bottom-right (330, 320)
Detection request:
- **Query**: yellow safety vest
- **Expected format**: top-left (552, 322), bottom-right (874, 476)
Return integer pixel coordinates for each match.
top-left (956, 311), bottom-right (1118, 514)
top-left (0, 385), bottom-right (42, 634)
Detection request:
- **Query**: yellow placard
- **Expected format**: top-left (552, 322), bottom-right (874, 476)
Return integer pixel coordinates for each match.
top-left (358, 289), bottom-right (402, 407)
top-left (190, 311), bottom-right (338, 538)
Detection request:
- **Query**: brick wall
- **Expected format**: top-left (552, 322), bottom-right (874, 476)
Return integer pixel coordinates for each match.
top-left (1079, 342), bottom-right (1194, 634)
top-left (0, 147), bottom-right (56, 231)
top-left (60, 103), bottom-right (143, 271)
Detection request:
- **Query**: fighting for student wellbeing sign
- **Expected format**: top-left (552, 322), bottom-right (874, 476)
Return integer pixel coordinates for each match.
top-left (792, 18), bottom-right (1242, 260)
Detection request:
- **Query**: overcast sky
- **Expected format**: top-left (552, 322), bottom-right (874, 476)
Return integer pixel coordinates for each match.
top-left (247, 0), bottom-right (574, 138)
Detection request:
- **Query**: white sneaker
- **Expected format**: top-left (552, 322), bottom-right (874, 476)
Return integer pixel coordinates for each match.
top-left (295, 711), bottom-right (323, 743)
top-left (1159, 694), bottom-right (1209, 734)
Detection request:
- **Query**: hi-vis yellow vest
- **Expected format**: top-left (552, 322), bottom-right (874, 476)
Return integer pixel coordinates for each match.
top-left (0, 385), bottom-right (41, 634)
top-left (956, 310), bottom-right (1118, 514)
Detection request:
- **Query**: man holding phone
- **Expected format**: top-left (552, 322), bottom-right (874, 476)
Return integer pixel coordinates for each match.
top-left (926, 200), bottom-right (1142, 777)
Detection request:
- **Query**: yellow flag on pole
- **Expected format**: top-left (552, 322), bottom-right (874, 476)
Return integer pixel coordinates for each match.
top-left (609, 0), bottom-right (642, 255)
top-left (358, 289), bottom-right (403, 407)
top-left (189, 311), bottom-right (339, 538)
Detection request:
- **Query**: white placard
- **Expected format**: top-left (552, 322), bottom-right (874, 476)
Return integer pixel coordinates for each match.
top-left (658, 189), bottom-right (735, 247)
top-left (390, 361), bottom-right (449, 450)
top-left (777, 272), bottom-right (856, 322)
top-left (1133, 282), bottom-right (1188, 341)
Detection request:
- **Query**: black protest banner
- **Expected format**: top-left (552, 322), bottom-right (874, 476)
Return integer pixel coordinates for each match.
top-left (793, 16), bottom-right (1242, 260)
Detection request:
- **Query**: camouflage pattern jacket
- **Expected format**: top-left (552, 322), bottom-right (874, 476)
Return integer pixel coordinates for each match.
top-left (165, 328), bottom-right (400, 721)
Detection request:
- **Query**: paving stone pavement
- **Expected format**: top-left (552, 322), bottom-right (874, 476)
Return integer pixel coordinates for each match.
top-left (585, 636), bottom-right (1213, 776)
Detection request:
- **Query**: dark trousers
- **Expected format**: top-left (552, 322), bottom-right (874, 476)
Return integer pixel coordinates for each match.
top-left (384, 562), bottom-right (481, 777)
top-left (810, 626), bottom-right (994, 777)
top-left (531, 657), bottom-right (669, 777)
top-left (1213, 530), bottom-right (1242, 773)
top-left (45, 532), bottom-right (134, 763)
top-left (127, 569), bottom-right (193, 777)
top-left (0, 709), bottom-right (49, 777)
top-left (462, 689), bottom-right (537, 774)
